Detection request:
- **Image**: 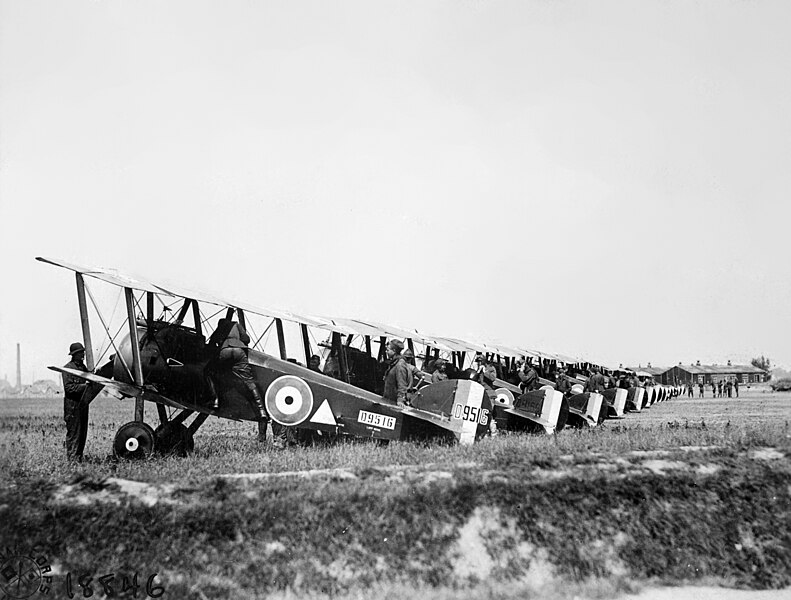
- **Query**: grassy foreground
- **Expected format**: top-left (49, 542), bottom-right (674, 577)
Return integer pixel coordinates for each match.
top-left (1, 393), bottom-right (790, 599)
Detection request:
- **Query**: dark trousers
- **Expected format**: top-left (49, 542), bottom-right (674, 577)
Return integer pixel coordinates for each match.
top-left (218, 347), bottom-right (265, 420)
top-left (218, 347), bottom-right (255, 383)
top-left (64, 398), bottom-right (89, 459)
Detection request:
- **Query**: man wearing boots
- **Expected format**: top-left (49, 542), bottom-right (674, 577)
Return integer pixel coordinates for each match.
top-left (208, 317), bottom-right (268, 421)
top-left (62, 342), bottom-right (90, 461)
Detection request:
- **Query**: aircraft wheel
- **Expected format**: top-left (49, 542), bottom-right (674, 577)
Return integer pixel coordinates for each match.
top-left (154, 422), bottom-right (194, 457)
top-left (113, 422), bottom-right (156, 460)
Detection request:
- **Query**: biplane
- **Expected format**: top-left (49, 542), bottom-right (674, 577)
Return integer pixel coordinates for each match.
top-left (37, 257), bottom-right (495, 458)
top-left (421, 338), bottom-right (570, 434)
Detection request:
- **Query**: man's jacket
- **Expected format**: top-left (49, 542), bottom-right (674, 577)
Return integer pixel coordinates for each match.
top-left (383, 356), bottom-right (410, 404)
top-left (585, 373), bottom-right (606, 393)
top-left (209, 319), bottom-right (251, 350)
top-left (62, 359), bottom-right (88, 414)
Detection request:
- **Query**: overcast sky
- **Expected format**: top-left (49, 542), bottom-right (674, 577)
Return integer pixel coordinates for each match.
top-left (1, 0), bottom-right (789, 383)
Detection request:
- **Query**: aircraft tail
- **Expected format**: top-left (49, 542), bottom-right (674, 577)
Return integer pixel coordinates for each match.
top-left (409, 379), bottom-right (491, 445)
top-left (566, 391), bottom-right (602, 427)
top-left (612, 388), bottom-right (627, 417)
top-left (499, 387), bottom-right (563, 434)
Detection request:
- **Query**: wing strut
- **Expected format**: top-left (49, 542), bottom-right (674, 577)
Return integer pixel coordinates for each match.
top-left (146, 292), bottom-right (155, 334)
top-left (300, 323), bottom-right (311, 365)
top-left (75, 273), bottom-right (95, 371)
top-left (275, 318), bottom-right (287, 360)
top-left (124, 287), bottom-right (145, 422)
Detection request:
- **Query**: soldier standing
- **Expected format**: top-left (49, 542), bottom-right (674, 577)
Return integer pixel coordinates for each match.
top-left (382, 339), bottom-right (410, 407)
top-left (61, 342), bottom-right (90, 461)
top-left (585, 367), bottom-right (607, 393)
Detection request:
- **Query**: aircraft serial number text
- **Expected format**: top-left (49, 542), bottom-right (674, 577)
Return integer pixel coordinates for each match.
top-left (357, 410), bottom-right (396, 430)
top-left (453, 403), bottom-right (489, 426)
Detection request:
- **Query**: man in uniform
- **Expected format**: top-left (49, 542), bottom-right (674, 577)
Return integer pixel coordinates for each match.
top-left (61, 342), bottom-right (90, 461)
top-left (555, 366), bottom-right (572, 395)
top-left (585, 366), bottom-right (607, 393)
top-left (607, 371), bottom-right (618, 390)
top-left (516, 359), bottom-right (538, 392)
top-left (402, 348), bottom-right (425, 383)
top-left (208, 317), bottom-right (267, 421)
top-left (431, 359), bottom-right (449, 384)
top-left (308, 355), bottom-right (322, 373)
top-left (382, 339), bottom-right (410, 407)
top-left (474, 355), bottom-right (498, 391)
top-left (402, 348), bottom-right (427, 403)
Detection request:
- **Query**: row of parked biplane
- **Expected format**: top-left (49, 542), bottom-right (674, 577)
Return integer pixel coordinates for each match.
top-left (38, 257), bottom-right (681, 459)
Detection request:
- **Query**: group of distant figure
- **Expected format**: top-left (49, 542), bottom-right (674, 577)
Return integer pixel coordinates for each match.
top-left (686, 379), bottom-right (739, 398)
top-left (312, 341), bottom-right (650, 408)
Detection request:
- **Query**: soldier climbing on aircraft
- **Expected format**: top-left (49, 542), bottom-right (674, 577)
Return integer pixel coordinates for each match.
top-left (207, 317), bottom-right (268, 421)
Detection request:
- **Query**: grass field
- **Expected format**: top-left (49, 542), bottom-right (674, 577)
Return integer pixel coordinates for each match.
top-left (1, 389), bottom-right (789, 599)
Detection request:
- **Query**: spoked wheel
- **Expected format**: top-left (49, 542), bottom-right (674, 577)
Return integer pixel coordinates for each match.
top-left (154, 422), bottom-right (194, 457)
top-left (113, 421), bottom-right (156, 460)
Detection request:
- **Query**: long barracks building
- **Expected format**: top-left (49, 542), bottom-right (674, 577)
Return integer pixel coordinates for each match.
top-left (654, 361), bottom-right (767, 386)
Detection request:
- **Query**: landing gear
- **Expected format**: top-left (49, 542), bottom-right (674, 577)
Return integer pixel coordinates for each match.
top-left (154, 422), bottom-right (194, 457)
top-left (112, 409), bottom-right (207, 460)
top-left (113, 422), bottom-right (156, 460)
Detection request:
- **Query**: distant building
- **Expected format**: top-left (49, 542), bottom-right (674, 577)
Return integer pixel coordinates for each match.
top-left (657, 361), bottom-right (767, 386)
top-left (625, 364), bottom-right (669, 381)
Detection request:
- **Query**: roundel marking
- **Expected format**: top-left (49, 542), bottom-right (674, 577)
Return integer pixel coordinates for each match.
top-left (493, 387), bottom-right (514, 407)
top-left (265, 375), bottom-right (314, 425)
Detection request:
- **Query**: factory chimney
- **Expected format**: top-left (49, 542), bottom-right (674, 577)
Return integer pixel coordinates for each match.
top-left (16, 343), bottom-right (21, 390)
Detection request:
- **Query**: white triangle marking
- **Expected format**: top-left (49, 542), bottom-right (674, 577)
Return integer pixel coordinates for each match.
top-left (310, 399), bottom-right (337, 426)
